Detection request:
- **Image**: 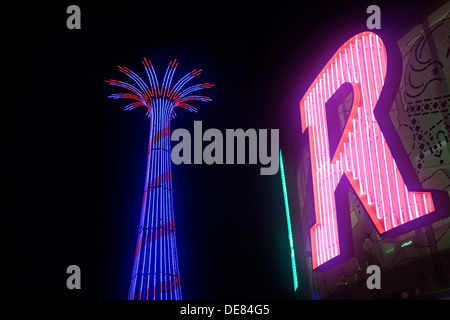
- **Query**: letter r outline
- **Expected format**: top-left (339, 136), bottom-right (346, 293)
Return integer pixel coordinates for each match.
top-left (299, 32), bottom-right (436, 270)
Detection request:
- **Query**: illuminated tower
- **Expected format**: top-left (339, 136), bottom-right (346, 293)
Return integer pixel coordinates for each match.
top-left (106, 58), bottom-right (214, 300)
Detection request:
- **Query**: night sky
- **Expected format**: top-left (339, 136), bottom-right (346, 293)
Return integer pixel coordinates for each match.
top-left (4, 0), bottom-right (439, 300)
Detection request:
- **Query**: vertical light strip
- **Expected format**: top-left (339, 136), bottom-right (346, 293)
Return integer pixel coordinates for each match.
top-left (158, 104), bottom-right (163, 300)
top-left (146, 118), bottom-right (155, 299)
top-left (162, 104), bottom-right (168, 300)
top-left (107, 59), bottom-right (214, 300)
top-left (280, 150), bottom-right (299, 292)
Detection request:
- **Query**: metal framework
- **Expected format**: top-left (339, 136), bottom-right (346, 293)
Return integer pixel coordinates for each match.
top-left (107, 58), bottom-right (213, 299)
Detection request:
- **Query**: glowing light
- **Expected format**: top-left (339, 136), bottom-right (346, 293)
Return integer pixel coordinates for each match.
top-left (385, 247), bottom-right (394, 254)
top-left (299, 32), bottom-right (435, 270)
top-left (401, 240), bottom-right (413, 248)
top-left (107, 58), bottom-right (214, 299)
top-left (280, 150), bottom-right (299, 291)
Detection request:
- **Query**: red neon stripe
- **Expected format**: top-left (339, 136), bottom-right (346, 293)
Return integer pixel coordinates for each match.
top-left (314, 83), bottom-right (327, 260)
top-left (142, 188), bottom-right (148, 206)
top-left (135, 237), bottom-right (142, 259)
top-left (311, 87), bottom-right (325, 264)
top-left (149, 171), bottom-right (172, 190)
top-left (152, 127), bottom-right (171, 146)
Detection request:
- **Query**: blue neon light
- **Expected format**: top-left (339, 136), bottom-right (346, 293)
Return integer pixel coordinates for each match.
top-left (107, 59), bottom-right (213, 300)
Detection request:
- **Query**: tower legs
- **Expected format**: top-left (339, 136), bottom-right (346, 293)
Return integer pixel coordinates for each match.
top-left (129, 101), bottom-right (182, 300)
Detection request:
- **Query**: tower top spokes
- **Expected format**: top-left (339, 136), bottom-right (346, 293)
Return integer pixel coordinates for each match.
top-left (106, 58), bottom-right (214, 119)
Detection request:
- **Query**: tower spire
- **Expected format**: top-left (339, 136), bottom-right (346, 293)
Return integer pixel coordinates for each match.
top-left (106, 58), bottom-right (214, 300)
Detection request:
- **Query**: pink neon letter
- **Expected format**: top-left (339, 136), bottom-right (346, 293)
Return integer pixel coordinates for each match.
top-left (299, 32), bottom-right (435, 269)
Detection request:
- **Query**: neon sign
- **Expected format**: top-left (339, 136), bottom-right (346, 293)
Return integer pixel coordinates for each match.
top-left (299, 32), bottom-right (438, 270)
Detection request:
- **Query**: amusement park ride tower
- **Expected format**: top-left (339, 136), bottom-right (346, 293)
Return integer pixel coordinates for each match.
top-left (107, 58), bottom-right (213, 300)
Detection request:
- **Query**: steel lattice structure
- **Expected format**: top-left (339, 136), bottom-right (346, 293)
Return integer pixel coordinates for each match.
top-left (106, 58), bottom-right (213, 300)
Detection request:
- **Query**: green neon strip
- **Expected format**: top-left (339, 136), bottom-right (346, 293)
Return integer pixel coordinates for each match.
top-left (385, 247), bottom-right (394, 254)
top-left (401, 240), bottom-right (413, 248)
top-left (280, 150), bottom-right (299, 291)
